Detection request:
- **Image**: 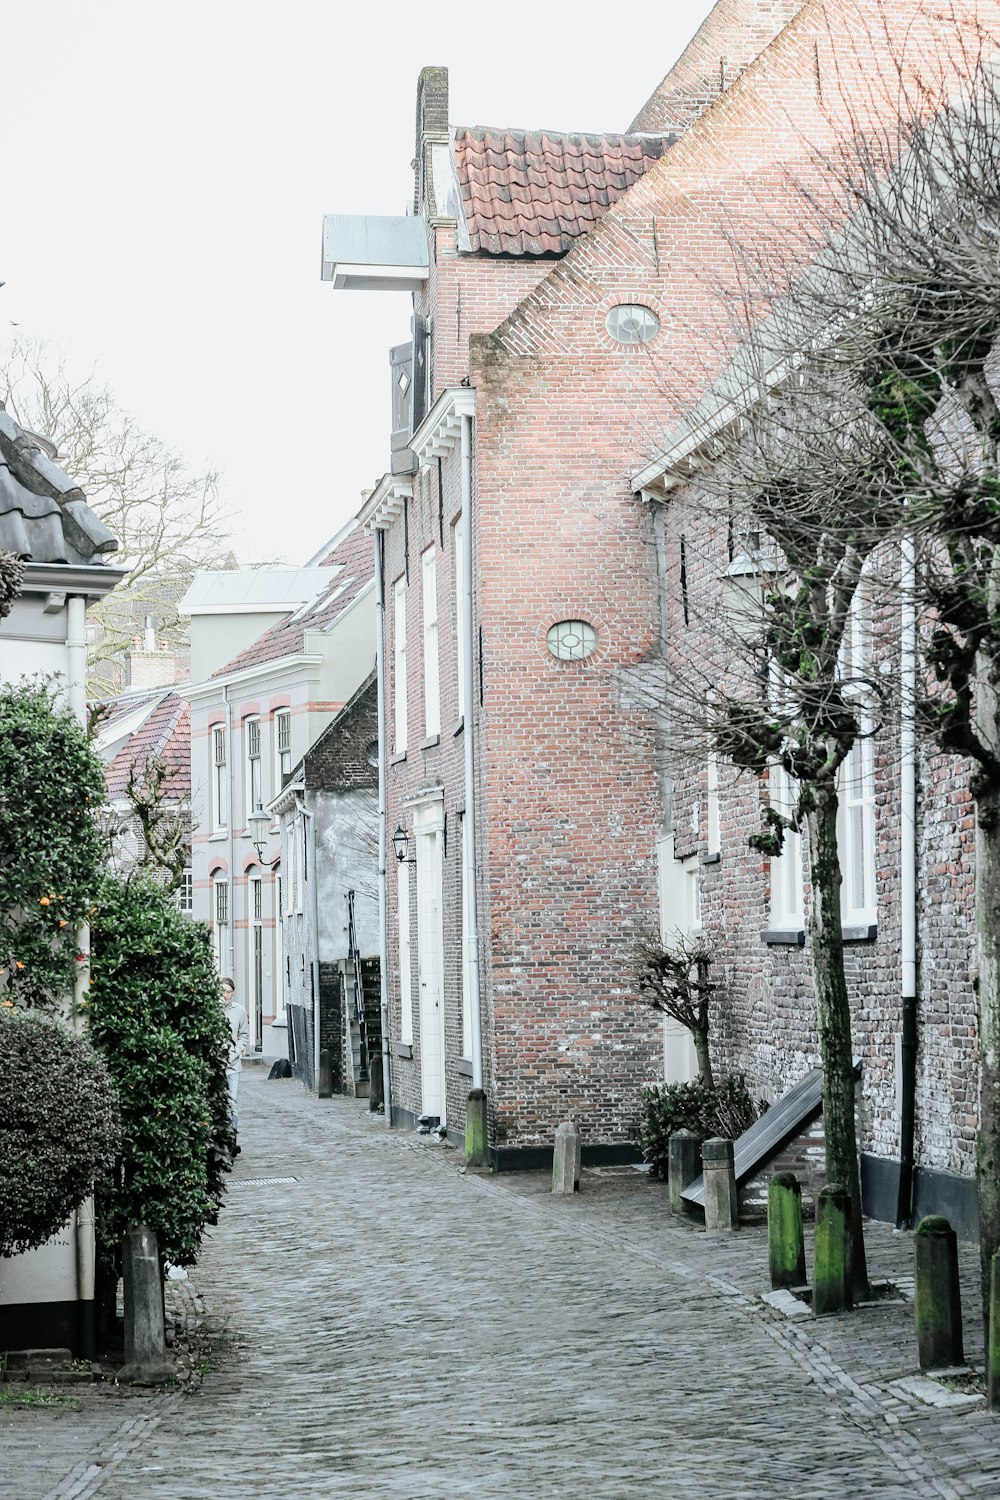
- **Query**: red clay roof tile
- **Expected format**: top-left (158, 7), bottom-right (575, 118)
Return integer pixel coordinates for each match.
top-left (104, 692), bottom-right (190, 802)
top-left (453, 128), bottom-right (671, 256)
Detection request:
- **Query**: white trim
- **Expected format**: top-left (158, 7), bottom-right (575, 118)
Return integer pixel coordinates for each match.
top-left (421, 546), bottom-right (440, 739)
top-left (412, 387), bottom-right (476, 467)
top-left (184, 654), bottom-right (323, 699)
top-left (358, 473), bottom-right (413, 533)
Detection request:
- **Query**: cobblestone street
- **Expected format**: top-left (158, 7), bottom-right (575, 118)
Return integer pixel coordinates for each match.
top-left (6, 1070), bottom-right (1000, 1499)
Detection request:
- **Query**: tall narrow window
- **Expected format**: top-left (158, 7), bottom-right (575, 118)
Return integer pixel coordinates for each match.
top-left (770, 762), bottom-right (804, 929)
top-left (273, 710), bottom-right (291, 794)
top-left (393, 576), bottom-right (408, 753)
top-left (245, 716), bottom-right (262, 821)
top-left (211, 725), bottom-right (228, 832)
top-left (422, 546), bottom-right (440, 737)
top-left (178, 868), bottom-right (193, 914)
top-left (837, 584), bottom-right (877, 925)
top-left (213, 876), bottom-right (229, 969)
top-left (454, 515), bottom-right (466, 721)
top-left (706, 753), bottom-right (720, 857)
top-left (397, 860), bottom-right (412, 1044)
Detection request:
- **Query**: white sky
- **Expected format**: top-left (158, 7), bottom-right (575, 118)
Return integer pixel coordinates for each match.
top-left (0, 1), bottom-right (715, 565)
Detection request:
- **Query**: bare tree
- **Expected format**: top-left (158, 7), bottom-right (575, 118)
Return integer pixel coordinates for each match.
top-left (0, 338), bottom-right (232, 691)
top-left (0, 551), bottom-right (23, 618)
top-left (634, 930), bottom-right (717, 1085)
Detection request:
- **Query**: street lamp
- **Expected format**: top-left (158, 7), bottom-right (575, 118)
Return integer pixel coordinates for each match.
top-left (392, 824), bottom-right (414, 864)
top-left (248, 804), bottom-right (280, 867)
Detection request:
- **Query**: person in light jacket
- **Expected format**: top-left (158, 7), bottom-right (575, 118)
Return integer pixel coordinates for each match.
top-left (221, 977), bottom-right (249, 1148)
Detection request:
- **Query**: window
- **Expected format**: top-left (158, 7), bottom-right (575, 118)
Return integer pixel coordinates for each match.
top-left (212, 876), bottom-right (229, 969)
top-left (837, 585), bottom-right (877, 925)
top-left (211, 725), bottom-right (228, 832)
top-left (393, 577), bottom-right (408, 752)
top-left (422, 547), bottom-right (440, 737)
top-left (706, 753), bottom-right (720, 857)
top-left (397, 860), bottom-right (412, 1044)
top-left (177, 868), bottom-right (193, 914)
top-left (273, 711), bottom-right (291, 794)
top-left (770, 763), bottom-right (804, 929)
top-left (245, 716), bottom-right (262, 821)
top-left (546, 620), bottom-right (597, 661)
top-left (605, 303), bottom-right (659, 344)
top-left (454, 514), bottom-right (466, 721)
top-left (687, 862), bottom-right (702, 932)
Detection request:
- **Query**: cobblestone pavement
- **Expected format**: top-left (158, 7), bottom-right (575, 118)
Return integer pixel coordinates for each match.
top-left (6, 1071), bottom-right (1000, 1499)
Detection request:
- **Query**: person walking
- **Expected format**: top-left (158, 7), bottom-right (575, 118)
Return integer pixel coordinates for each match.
top-left (222, 977), bottom-right (249, 1152)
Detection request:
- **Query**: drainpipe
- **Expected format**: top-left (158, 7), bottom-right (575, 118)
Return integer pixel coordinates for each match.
top-left (296, 794), bottom-right (322, 1092)
top-left (224, 684), bottom-right (235, 979)
top-left (373, 528), bottom-right (393, 1123)
top-left (460, 414), bottom-right (484, 1092)
top-left (67, 594), bottom-right (95, 1358)
top-left (896, 536), bottom-right (918, 1228)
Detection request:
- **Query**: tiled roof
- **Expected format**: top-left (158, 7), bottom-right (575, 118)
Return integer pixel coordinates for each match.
top-left (0, 409), bottom-right (119, 567)
top-left (104, 691), bottom-right (190, 801)
top-left (453, 129), bottom-right (671, 256)
top-left (212, 522), bottom-right (373, 678)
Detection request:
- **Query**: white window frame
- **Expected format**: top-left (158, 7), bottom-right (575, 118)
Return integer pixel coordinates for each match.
top-left (177, 867), bottom-right (193, 914)
top-left (397, 859), bottom-right (412, 1044)
top-left (393, 576), bottom-right (408, 753)
top-left (213, 875), bottom-right (229, 970)
top-left (273, 710), bottom-right (291, 796)
top-left (421, 546), bottom-right (440, 738)
top-left (769, 761), bottom-right (804, 930)
top-left (837, 583), bottom-right (877, 926)
top-left (245, 715), bottom-right (262, 822)
top-left (454, 514), bottom-right (466, 722)
top-left (211, 725), bottom-right (228, 833)
top-left (706, 752), bottom-right (720, 857)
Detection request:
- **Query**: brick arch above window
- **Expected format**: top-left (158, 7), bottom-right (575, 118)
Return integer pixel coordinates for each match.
top-left (208, 859), bottom-right (229, 879)
top-left (595, 290), bottom-right (667, 350)
top-left (536, 606), bottom-right (611, 668)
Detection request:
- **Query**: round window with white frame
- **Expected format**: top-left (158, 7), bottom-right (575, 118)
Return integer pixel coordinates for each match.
top-left (605, 303), bottom-right (660, 345)
top-left (546, 619), bottom-right (598, 662)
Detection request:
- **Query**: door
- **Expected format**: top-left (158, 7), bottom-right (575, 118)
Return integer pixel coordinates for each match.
top-left (416, 823), bottom-right (446, 1122)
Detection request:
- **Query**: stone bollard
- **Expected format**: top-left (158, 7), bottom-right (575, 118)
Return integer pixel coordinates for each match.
top-left (118, 1223), bottom-right (175, 1385)
top-left (768, 1172), bottom-right (807, 1289)
top-left (552, 1121), bottom-right (582, 1195)
top-left (702, 1137), bottom-right (738, 1233)
top-left (465, 1088), bottom-right (488, 1169)
top-left (990, 1251), bottom-right (1000, 1413)
top-left (368, 1057), bottom-right (384, 1113)
top-left (813, 1185), bottom-right (853, 1317)
top-left (668, 1130), bottom-right (702, 1215)
top-left (913, 1215), bottom-right (964, 1371)
top-left (318, 1047), bottom-right (333, 1099)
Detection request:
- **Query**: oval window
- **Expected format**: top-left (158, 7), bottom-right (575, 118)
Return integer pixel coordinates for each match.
top-left (605, 303), bottom-right (659, 344)
top-left (546, 620), bottom-right (597, 661)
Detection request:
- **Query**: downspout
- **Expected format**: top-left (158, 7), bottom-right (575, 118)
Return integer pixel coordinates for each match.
top-left (896, 536), bottom-right (918, 1228)
top-left (373, 528), bottom-right (393, 1123)
top-left (224, 684), bottom-right (235, 979)
top-left (67, 594), bottom-right (95, 1359)
top-left (296, 794), bottom-right (322, 1092)
top-left (461, 414), bottom-right (484, 1091)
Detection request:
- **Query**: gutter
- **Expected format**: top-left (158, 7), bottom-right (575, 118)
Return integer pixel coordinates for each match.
top-left (460, 413), bottom-right (484, 1092)
top-left (373, 529), bottom-right (393, 1123)
top-left (896, 537), bottom-right (919, 1227)
top-left (296, 794), bottom-right (323, 1093)
top-left (225, 685), bottom-right (235, 980)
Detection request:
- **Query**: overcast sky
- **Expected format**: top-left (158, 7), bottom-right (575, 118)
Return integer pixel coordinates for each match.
top-left (0, 1), bottom-right (714, 565)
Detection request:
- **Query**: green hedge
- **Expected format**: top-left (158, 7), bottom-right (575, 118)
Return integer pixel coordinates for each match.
top-left (0, 1009), bottom-right (120, 1258)
top-left (88, 876), bottom-right (234, 1269)
top-left (640, 1074), bottom-right (765, 1180)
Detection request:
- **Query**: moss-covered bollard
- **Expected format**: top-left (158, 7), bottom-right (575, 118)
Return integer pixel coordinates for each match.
top-left (703, 1137), bottom-right (738, 1233)
top-left (989, 1251), bottom-right (1000, 1413)
top-left (465, 1088), bottom-right (488, 1169)
top-left (552, 1120), bottom-right (582, 1194)
top-left (914, 1215), bottom-right (964, 1371)
top-left (768, 1172), bottom-right (807, 1289)
top-left (813, 1185), bottom-right (853, 1317)
top-left (668, 1130), bottom-right (702, 1215)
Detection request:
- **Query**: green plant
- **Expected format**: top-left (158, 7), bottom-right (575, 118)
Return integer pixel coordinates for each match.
top-left (0, 1388), bottom-right (80, 1410)
top-left (0, 1009), bottom-right (120, 1258)
top-left (639, 1073), bottom-right (765, 1180)
top-left (0, 682), bottom-right (107, 1009)
top-left (87, 875), bottom-right (234, 1273)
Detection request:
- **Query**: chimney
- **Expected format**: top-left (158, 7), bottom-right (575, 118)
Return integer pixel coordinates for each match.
top-left (413, 66), bottom-right (449, 214)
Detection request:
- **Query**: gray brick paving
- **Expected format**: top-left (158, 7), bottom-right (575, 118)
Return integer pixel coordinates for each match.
top-left (4, 1073), bottom-right (1000, 1497)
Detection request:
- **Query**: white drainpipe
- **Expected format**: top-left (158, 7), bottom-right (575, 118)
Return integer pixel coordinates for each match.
top-left (460, 413), bottom-right (484, 1091)
top-left (373, 528), bottom-right (392, 1121)
top-left (296, 794), bottom-right (322, 1090)
top-left (897, 536), bottom-right (918, 1225)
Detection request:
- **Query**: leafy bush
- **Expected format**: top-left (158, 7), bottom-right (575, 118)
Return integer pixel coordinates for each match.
top-left (639, 1073), bottom-right (766, 1180)
top-left (87, 876), bottom-right (234, 1270)
top-left (0, 1009), bottom-right (120, 1258)
top-left (0, 682), bottom-right (107, 1009)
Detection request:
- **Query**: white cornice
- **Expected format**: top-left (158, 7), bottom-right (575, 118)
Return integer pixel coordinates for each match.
top-left (358, 473), bottom-right (413, 533)
top-left (412, 386), bottom-right (476, 466)
top-left (183, 653), bottom-right (324, 700)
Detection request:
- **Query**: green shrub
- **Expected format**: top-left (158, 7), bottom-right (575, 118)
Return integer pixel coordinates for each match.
top-left (87, 875), bottom-right (234, 1270)
top-left (639, 1073), bottom-right (766, 1180)
top-left (0, 1009), bottom-right (120, 1258)
top-left (0, 682), bottom-right (106, 1009)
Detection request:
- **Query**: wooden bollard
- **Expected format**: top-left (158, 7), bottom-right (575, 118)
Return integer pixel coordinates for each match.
top-left (668, 1130), bottom-right (702, 1215)
top-left (552, 1121), bottom-right (581, 1194)
top-left (814, 1185), bottom-right (853, 1317)
top-left (318, 1047), bottom-right (333, 1099)
top-left (768, 1172), bottom-right (807, 1289)
top-left (914, 1215), bottom-right (964, 1371)
top-left (465, 1088), bottom-right (488, 1169)
top-left (702, 1137), bottom-right (738, 1233)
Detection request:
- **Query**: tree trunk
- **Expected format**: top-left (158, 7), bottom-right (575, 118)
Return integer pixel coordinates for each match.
top-left (804, 789), bottom-right (869, 1298)
top-left (976, 787), bottom-right (1000, 1359)
top-left (694, 1027), bottom-right (715, 1088)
